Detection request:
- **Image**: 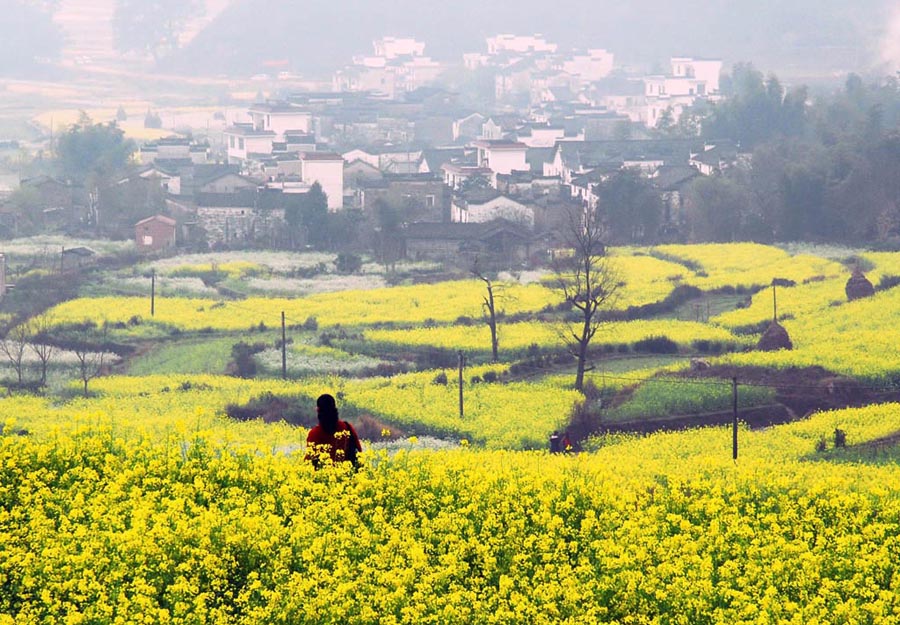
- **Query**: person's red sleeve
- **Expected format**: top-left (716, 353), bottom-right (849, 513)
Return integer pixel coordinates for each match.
top-left (348, 422), bottom-right (362, 451)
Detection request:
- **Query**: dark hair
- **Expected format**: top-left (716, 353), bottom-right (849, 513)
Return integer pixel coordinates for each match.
top-left (316, 393), bottom-right (339, 435)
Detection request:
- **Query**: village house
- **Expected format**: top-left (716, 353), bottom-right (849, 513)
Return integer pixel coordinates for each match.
top-left (360, 173), bottom-right (449, 222)
top-left (139, 136), bottom-right (210, 166)
top-left (223, 100), bottom-right (312, 163)
top-left (652, 165), bottom-right (700, 225)
top-left (333, 37), bottom-right (445, 98)
top-left (441, 163), bottom-right (493, 191)
top-left (473, 139), bottom-right (529, 177)
top-left (341, 146), bottom-right (426, 174)
top-left (402, 219), bottom-right (534, 266)
top-left (451, 190), bottom-right (534, 227)
top-left (545, 138), bottom-right (696, 183)
top-left (299, 152), bottom-right (345, 210)
top-left (134, 214), bottom-right (177, 252)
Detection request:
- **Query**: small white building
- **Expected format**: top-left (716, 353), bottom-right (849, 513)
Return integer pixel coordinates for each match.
top-left (223, 125), bottom-right (276, 163)
top-left (671, 57), bottom-right (722, 94)
top-left (247, 101), bottom-right (312, 138)
top-left (300, 153), bottom-right (345, 211)
top-left (473, 140), bottom-right (529, 176)
top-left (373, 37), bottom-right (426, 59)
top-left (442, 163), bottom-right (494, 190)
top-left (486, 34), bottom-right (557, 55)
top-left (563, 49), bottom-right (615, 82)
top-left (452, 193), bottom-right (534, 227)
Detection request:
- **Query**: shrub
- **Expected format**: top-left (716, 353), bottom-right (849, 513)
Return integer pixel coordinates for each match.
top-left (231, 342), bottom-right (266, 378)
top-left (433, 371), bottom-right (448, 385)
top-left (834, 428), bottom-right (847, 448)
top-left (633, 335), bottom-right (678, 354)
top-left (303, 316), bottom-right (318, 331)
top-left (144, 110), bottom-right (162, 129)
top-left (336, 252), bottom-right (363, 274)
top-left (482, 370), bottom-right (499, 383)
top-left (878, 274), bottom-right (900, 291)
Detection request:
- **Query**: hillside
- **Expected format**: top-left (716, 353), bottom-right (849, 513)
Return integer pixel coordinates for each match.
top-left (164, 0), bottom-right (891, 78)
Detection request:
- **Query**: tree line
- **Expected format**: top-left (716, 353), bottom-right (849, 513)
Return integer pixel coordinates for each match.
top-left (657, 65), bottom-right (900, 245)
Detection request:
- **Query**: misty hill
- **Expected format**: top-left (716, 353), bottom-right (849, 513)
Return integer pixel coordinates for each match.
top-left (0, 0), bottom-right (61, 76)
top-left (166, 0), bottom-right (891, 78)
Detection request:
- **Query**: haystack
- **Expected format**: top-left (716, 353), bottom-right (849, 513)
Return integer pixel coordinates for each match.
top-left (845, 268), bottom-right (875, 301)
top-left (757, 321), bottom-right (793, 351)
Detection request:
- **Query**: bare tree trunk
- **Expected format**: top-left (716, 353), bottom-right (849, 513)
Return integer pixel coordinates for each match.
top-left (473, 259), bottom-right (502, 362)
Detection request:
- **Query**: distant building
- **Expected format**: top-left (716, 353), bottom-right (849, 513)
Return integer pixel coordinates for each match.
top-left (562, 49), bottom-right (615, 82)
top-left (139, 136), bottom-right (209, 165)
top-left (135, 215), bottom-right (177, 252)
top-left (486, 34), bottom-right (557, 55)
top-left (300, 152), bottom-right (345, 210)
top-left (473, 140), bottom-right (529, 176)
top-left (372, 37), bottom-right (426, 59)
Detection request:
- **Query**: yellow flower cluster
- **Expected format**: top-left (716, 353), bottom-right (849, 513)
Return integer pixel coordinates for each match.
top-left (46, 280), bottom-right (561, 332)
top-left (3, 402), bottom-right (900, 623)
top-left (365, 320), bottom-right (748, 355)
top-left (721, 285), bottom-right (900, 382)
top-left (652, 243), bottom-right (845, 290)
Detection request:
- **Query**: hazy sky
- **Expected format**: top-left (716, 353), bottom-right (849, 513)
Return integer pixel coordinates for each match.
top-left (3, 0), bottom-right (898, 79)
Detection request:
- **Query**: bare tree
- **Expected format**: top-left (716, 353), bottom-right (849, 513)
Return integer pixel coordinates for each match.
top-left (472, 258), bottom-right (502, 362)
top-left (0, 321), bottom-right (31, 386)
top-left (28, 313), bottom-right (56, 387)
top-left (73, 326), bottom-right (109, 397)
top-left (553, 204), bottom-right (620, 391)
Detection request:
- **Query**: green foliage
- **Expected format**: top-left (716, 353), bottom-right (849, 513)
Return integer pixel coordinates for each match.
top-left (55, 114), bottom-right (134, 184)
top-left (595, 169), bottom-right (663, 244)
top-left (112, 0), bottom-right (202, 59)
top-left (143, 110), bottom-right (162, 129)
top-left (606, 376), bottom-right (775, 423)
top-left (335, 252), bottom-right (363, 274)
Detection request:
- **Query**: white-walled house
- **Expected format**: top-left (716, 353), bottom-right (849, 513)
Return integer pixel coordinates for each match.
top-left (563, 49), bottom-right (615, 82)
top-left (223, 125), bottom-right (276, 164)
top-left (671, 57), bottom-right (722, 94)
top-left (516, 125), bottom-right (567, 148)
top-left (373, 37), bottom-right (426, 59)
top-left (300, 153), bottom-right (345, 210)
top-left (452, 193), bottom-right (534, 227)
top-left (473, 140), bottom-right (528, 176)
top-left (139, 137), bottom-right (209, 165)
top-left (442, 163), bottom-right (494, 190)
top-left (247, 101), bottom-right (312, 137)
top-left (486, 34), bottom-right (557, 55)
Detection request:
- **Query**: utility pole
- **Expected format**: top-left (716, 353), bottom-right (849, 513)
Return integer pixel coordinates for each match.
top-left (772, 283), bottom-right (777, 321)
top-left (151, 270), bottom-right (156, 317)
top-left (458, 350), bottom-right (465, 419)
top-left (281, 311), bottom-right (287, 380)
top-left (732, 377), bottom-right (738, 460)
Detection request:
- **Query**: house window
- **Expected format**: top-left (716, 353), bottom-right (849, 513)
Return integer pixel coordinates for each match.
top-left (229, 136), bottom-right (235, 148)
top-left (142, 235), bottom-right (153, 246)
top-left (425, 194), bottom-right (435, 208)
top-left (238, 138), bottom-right (245, 150)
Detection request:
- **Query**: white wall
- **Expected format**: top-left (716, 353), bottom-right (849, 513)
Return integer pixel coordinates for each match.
top-left (482, 148), bottom-right (528, 176)
top-left (563, 49), bottom-right (614, 82)
top-left (301, 160), bottom-right (345, 210)
top-left (468, 197), bottom-right (534, 226)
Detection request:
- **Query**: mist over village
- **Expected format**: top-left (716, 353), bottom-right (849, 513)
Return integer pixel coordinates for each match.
top-left (1, 1), bottom-right (900, 623)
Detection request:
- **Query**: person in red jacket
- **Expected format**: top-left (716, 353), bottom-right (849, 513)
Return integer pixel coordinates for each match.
top-left (306, 393), bottom-right (362, 468)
